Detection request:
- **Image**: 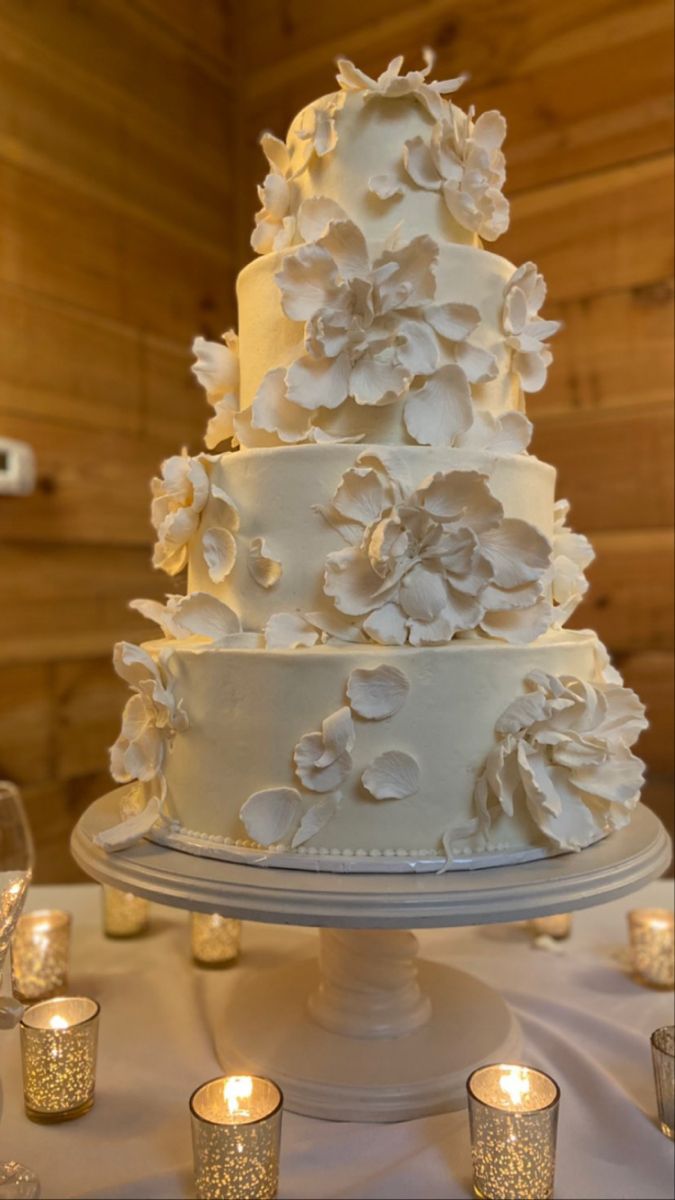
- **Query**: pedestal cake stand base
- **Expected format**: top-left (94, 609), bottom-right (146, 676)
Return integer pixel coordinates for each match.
top-left (72, 794), bottom-right (670, 1122)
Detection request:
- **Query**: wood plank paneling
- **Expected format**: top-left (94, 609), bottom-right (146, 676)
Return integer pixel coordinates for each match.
top-left (0, 544), bottom-right (171, 665)
top-left (617, 652), bottom-right (674, 775)
top-left (532, 404), bottom-right (673, 532)
top-left (530, 281), bottom-right (675, 417)
top-left (573, 530), bottom-right (674, 653)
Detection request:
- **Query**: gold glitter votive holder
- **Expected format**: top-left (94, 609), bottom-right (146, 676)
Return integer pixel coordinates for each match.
top-left (190, 1074), bottom-right (283, 1200)
top-left (20, 996), bottom-right (100, 1123)
top-left (467, 1063), bottom-right (560, 1200)
top-left (11, 909), bottom-right (72, 1002)
top-left (191, 912), bottom-right (241, 967)
top-left (651, 1025), bottom-right (675, 1140)
top-left (628, 908), bottom-right (674, 988)
top-left (531, 913), bottom-right (572, 940)
top-left (102, 886), bottom-right (150, 938)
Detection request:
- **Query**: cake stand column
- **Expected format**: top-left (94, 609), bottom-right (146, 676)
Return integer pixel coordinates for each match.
top-left (309, 929), bottom-right (431, 1038)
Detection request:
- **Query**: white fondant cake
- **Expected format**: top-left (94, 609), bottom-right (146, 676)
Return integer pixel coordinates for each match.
top-left (100, 53), bottom-right (648, 870)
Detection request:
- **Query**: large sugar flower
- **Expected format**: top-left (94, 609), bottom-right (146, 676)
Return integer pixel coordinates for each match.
top-left (319, 452), bottom-right (552, 645)
top-left (151, 452), bottom-right (240, 582)
top-left (249, 217), bottom-right (496, 445)
top-left (336, 50), bottom-right (466, 121)
top-left (110, 644), bottom-right (187, 786)
top-left (192, 331), bottom-right (239, 448)
top-left (250, 134), bottom-right (297, 255)
top-left (473, 670), bottom-right (647, 852)
top-left (503, 263), bottom-right (561, 392)
top-left (404, 105), bottom-right (509, 242)
top-left (549, 500), bottom-right (594, 625)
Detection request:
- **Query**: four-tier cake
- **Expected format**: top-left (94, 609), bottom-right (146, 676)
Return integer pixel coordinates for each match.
top-left (99, 53), bottom-right (648, 872)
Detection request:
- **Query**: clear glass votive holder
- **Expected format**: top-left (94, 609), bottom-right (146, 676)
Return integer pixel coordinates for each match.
top-left (190, 1074), bottom-right (283, 1200)
top-left (651, 1025), bottom-right (675, 1140)
top-left (531, 913), bottom-right (572, 940)
top-left (20, 996), bottom-right (100, 1123)
top-left (467, 1063), bottom-right (560, 1200)
top-left (628, 908), bottom-right (674, 988)
top-left (102, 886), bottom-right (150, 938)
top-left (11, 910), bottom-right (72, 1003)
top-left (191, 913), bottom-right (241, 967)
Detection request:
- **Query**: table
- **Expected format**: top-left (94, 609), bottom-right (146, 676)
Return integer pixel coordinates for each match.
top-left (0, 880), bottom-right (672, 1199)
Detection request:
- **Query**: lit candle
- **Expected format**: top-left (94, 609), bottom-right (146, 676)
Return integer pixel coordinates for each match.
top-left (102, 886), bottom-right (150, 938)
top-left (651, 1026), bottom-right (675, 1140)
top-left (11, 910), bottom-right (71, 1002)
top-left (191, 913), bottom-right (241, 967)
top-left (531, 913), bottom-right (572, 941)
top-left (628, 908), bottom-right (674, 988)
top-left (467, 1063), bottom-right (560, 1200)
top-left (190, 1074), bottom-right (283, 1199)
top-left (20, 996), bottom-right (100, 1122)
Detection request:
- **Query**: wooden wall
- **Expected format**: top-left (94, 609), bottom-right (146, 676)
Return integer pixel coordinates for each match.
top-left (236, 0), bottom-right (674, 836)
top-left (0, 0), bottom-right (672, 880)
top-left (0, 0), bottom-right (239, 879)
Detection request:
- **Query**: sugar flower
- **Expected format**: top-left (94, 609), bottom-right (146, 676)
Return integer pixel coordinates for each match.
top-left (474, 670), bottom-right (647, 851)
top-left (192, 331), bottom-right (239, 448)
top-left (336, 50), bottom-right (466, 121)
top-left (503, 263), bottom-right (561, 392)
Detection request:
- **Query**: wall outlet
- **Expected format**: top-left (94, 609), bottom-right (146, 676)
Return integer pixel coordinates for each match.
top-left (0, 438), bottom-right (37, 496)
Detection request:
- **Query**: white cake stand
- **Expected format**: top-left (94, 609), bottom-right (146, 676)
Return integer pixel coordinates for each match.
top-left (71, 793), bottom-right (670, 1122)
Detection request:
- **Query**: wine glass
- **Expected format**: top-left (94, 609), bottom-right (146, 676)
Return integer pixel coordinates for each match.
top-left (0, 782), bottom-right (40, 1200)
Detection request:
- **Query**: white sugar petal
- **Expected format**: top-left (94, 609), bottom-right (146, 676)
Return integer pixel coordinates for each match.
top-left (265, 612), bottom-right (319, 649)
top-left (362, 751), bottom-right (420, 800)
top-left (291, 794), bottom-right (341, 848)
top-left (170, 593), bottom-right (241, 640)
top-left (248, 537), bottom-right (283, 588)
top-left (297, 196), bottom-right (350, 242)
top-left (320, 707), bottom-right (355, 761)
top-left (347, 665), bottom-right (410, 720)
top-left (240, 787), bottom-right (302, 846)
top-left (93, 794), bottom-right (161, 853)
top-left (362, 603), bottom-right (408, 645)
top-left (403, 366), bottom-right (472, 446)
top-left (368, 173), bottom-right (403, 200)
top-left (202, 527), bottom-right (237, 583)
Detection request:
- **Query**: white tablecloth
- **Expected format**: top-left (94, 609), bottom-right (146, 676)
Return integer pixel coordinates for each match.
top-left (0, 880), bottom-right (673, 1199)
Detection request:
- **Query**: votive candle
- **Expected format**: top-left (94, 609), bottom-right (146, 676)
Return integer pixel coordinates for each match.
top-left (190, 1074), bottom-right (282, 1200)
top-left (628, 908), bottom-right (674, 988)
top-left (531, 913), bottom-right (572, 940)
top-left (191, 913), bottom-right (241, 967)
top-left (20, 996), bottom-right (100, 1122)
top-left (102, 886), bottom-right (150, 938)
top-left (651, 1025), bottom-right (675, 1140)
top-left (467, 1063), bottom-right (560, 1200)
top-left (11, 910), bottom-right (72, 1002)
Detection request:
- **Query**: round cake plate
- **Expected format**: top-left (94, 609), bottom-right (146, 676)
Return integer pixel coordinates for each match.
top-left (72, 794), bottom-right (670, 1122)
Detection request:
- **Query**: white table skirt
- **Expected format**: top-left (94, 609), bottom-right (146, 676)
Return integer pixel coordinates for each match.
top-left (0, 879), bottom-right (672, 1200)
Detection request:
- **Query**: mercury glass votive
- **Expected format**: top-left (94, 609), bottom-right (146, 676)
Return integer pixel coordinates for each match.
top-left (531, 913), bottom-right (572, 940)
top-left (628, 908), bottom-right (674, 988)
top-left (651, 1026), bottom-right (675, 1140)
top-left (191, 912), bottom-right (241, 967)
top-left (20, 996), bottom-right (100, 1123)
top-left (467, 1063), bottom-right (560, 1200)
top-left (11, 910), bottom-right (72, 1002)
top-left (102, 886), bottom-right (150, 938)
top-left (190, 1074), bottom-right (283, 1200)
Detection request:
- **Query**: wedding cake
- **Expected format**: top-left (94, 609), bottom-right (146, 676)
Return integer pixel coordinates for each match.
top-left (99, 53), bottom-right (648, 871)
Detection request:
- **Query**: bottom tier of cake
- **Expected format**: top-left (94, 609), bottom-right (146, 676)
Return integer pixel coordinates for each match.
top-left (125, 627), bottom-right (645, 869)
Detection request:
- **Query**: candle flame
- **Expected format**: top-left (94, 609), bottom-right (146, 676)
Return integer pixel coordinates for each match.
top-left (49, 1014), bottom-right (69, 1030)
top-left (223, 1075), bottom-right (253, 1116)
top-left (499, 1066), bottom-right (531, 1107)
